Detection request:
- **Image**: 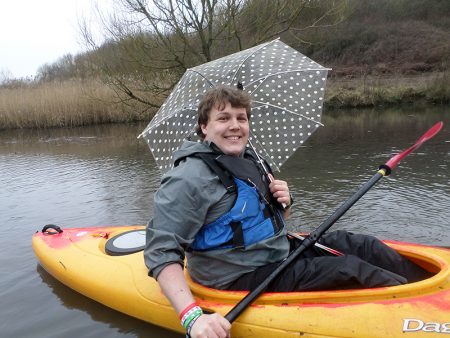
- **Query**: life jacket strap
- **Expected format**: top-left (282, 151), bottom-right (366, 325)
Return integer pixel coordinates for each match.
top-left (230, 221), bottom-right (244, 248)
top-left (195, 153), bottom-right (236, 192)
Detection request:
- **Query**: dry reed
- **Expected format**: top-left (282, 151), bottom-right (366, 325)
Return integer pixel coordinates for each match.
top-left (0, 73), bottom-right (448, 130)
top-left (0, 79), bottom-right (154, 130)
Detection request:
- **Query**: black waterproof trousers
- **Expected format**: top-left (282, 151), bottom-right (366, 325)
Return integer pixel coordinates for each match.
top-left (227, 230), bottom-right (432, 292)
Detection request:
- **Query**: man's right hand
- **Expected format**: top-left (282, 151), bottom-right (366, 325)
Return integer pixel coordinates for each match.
top-left (189, 313), bottom-right (231, 338)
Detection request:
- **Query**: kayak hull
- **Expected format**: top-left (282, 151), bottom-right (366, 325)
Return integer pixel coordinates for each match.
top-left (32, 225), bottom-right (450, 337)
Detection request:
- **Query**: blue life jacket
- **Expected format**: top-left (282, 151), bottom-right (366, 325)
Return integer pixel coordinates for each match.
top-left (175, 148), bottom-right (285, 251)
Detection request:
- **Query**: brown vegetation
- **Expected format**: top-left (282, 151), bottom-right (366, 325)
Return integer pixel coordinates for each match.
top-left (307, 0), bottom-right (450, 76)
top-left (325, 71), bottom-right (450, 108)
top-left (0, 79), bottom-right (155, 129)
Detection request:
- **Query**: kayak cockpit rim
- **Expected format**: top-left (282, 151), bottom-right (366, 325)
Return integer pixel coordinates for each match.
top-left (186, 241), bottom-right (448, 305)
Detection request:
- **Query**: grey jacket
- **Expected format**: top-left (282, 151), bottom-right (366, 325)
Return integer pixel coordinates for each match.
top-left (144, 141), bottom-right (290, 289)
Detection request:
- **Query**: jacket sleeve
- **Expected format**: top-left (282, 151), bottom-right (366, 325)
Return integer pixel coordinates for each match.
top-left (144, 160), bottom-right (222, 279)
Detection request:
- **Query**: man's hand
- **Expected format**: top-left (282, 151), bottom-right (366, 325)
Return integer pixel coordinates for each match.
top-left (189, 313), bottom-right (231, 338)
top-left (268, 174), bottom-right (291, 206)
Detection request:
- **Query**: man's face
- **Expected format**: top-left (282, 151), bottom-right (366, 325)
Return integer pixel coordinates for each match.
top-left (201, 102), bottom-right (249, 157)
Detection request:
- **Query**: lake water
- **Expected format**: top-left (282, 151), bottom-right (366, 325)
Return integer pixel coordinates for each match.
top-left (1, 106), bottom-right (449, 337)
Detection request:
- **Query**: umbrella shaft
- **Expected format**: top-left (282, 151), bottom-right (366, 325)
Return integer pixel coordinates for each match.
top-left (247, 139), bottom-right (270, 176)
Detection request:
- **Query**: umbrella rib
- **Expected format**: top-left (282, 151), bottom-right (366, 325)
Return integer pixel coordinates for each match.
top-left (246, 68), bottom-right (329, 92)
top-left (139, 67), bottom-right (222, 139)
top-left (229, 39), bottom-right (279, 86)
top-left (187, 69), bottom-right (215, 87)
top-left (137, 108), bottom-right (198, 138)
top-left (252, 100), bottom-right (324, 126)
top-left (249, 130), bottom-right (281, 172)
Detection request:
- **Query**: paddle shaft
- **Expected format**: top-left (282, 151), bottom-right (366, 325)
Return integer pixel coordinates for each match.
top-left (225, 121), bottom-right (443, 323)
top-left (225, 169), bottom-right (385, 322)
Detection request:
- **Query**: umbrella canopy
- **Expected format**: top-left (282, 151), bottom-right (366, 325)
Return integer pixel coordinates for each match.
top-left (139, 38), bottom-right (329, 173)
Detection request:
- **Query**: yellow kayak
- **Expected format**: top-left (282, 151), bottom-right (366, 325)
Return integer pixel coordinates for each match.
top-left (33, 225), bottom-right (450, 337)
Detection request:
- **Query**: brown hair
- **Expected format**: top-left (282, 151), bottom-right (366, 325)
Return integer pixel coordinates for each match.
top-left (196, 85), bottom-right (251, 139)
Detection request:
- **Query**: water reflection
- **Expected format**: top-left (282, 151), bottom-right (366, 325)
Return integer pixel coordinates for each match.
top-left (0, 107), bottom-right (449, 337)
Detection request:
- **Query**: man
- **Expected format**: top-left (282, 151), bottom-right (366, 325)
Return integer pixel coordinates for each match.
top-left (145, 85), bottom-right (430, 338)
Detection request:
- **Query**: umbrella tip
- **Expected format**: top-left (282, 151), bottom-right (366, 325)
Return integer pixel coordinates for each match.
top-left (237, 82), bottom-right (243, 90)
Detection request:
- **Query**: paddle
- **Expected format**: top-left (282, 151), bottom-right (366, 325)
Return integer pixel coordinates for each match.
top-left (224, 121), bottom-right (444, 323)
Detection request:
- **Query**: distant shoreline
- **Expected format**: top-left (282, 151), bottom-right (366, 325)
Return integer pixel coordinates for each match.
top-left (0, 72), bottom-right (448, 130)
top-left (325, 71), bottom-right (449, 109)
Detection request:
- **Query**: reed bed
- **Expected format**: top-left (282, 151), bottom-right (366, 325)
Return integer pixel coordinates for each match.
top-left (0, 79), bottom-right (154, 130)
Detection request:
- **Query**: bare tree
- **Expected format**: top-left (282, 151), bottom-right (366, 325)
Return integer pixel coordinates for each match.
top-left (80, 0), bottom-right (351, 113)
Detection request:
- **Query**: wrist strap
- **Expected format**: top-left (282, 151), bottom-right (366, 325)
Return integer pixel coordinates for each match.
top-left (181, 306), bottom-right (203, 330)
top-left (186, 313), bottom-right (202, 336)
top-left (179, 302), bottom-right (198, 321)
top-left (283, 193), bottom-right (294, 210)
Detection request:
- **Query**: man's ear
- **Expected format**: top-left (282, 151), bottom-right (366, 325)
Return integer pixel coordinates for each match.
top-left (201, 124), bottom-right (207, 136)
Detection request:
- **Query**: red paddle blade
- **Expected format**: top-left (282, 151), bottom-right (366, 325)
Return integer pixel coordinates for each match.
top-left (385, 121), bottom-right (443, 170)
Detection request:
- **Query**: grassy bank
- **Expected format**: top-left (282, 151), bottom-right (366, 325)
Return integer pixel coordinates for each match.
top-left (0, 73), bottom-right (449, 130)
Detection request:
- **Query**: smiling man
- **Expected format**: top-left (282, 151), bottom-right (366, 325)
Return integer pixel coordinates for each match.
top-left (145, 85), bottom-right (292, 338)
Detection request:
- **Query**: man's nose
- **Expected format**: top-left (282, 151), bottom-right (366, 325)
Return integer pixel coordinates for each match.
top-left (229, 118), bottom-right (240, 129)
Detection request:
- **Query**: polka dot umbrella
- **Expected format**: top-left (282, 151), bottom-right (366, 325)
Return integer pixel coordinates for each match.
top-left (138, 38), bottom-right (330, 173)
